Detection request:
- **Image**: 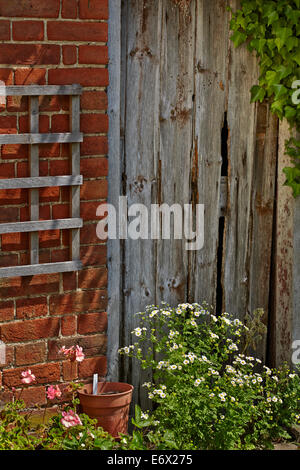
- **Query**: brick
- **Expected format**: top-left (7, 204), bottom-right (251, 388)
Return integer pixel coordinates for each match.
top-left (0, 388), bottom-right (13, 406)
top-left (19, 386), bottom-right (46, 407)
top-left (1, 232), bottom-right (28, 251)
top-left (13, 21), bottom-right (44, 41)
top-left (79, 0), bottom-right (108, 19)
top-left (1, 144), bottom-right (28, 159)
top-left (39, 95), bottom-right (69, 112)
top-left (62, 0), bottom-right (78, 18)
top-left (63, 272), bottom-right (77, 292)
top-left (81, 179), bottom-right (108, 200)
top-left (15, 68), bottom-right (46, 85)
top-left (80, 223), bottom-right (99, 244)
top-left (0, 207), bottom-right (19, 223)
top-left (0, 274), bottom-right (60, 299)
top-left (48, 21), bottom-right (107, 42)
top-left (15, 342), bottom-right (46, 366)
top-left (63, 361), bottom-right (78, 381)
top-left (0, 162), bottom-right (14, 178)
top-left (62, 45), bottom-right (77, 65)
top-left (0, 187), bottom-right (27, 204)
top-left (16, 297), bottom-right (48, 319)
top-left (61, 315), bottom-right (77, 336)
top-left (49, 159), bottom-right (70, 176)
top-left (77, 334), bottom-right (107, 356)
top-left (49, 290), bottom-right (107, 315)
top-left (39, 230), bottom-right (60, 248)
top-left (51, 248), bottom-right (69, 263)
top-left (78, 356), bottom-right (107, 379)
top-left (51, 114), bottom-right (70, 133)
top-left (1, 345), bottom-right (14, 367)
top-left (78, 312), bottom-right (107, 335)
top-left (3, 363), bottom-right (60, 387)
top-left (0, 45), bottom-right (60, 65)
top-left (0, 301), bottom-right (14, 322)
top-left (78, 268), bottom-right (107, 290)
top-left (80, 113), bottom-right (108, 133)
top-left (52, 203), bottom-right (69, 219)
top-left (39, 186), bottom-right (60, 202)
top-left (0, 0), bottom-right (60, 18)
top-left (0, 254), bottom-right (18, 268)
top-left (80, 245), bottom-right (107, 267)
top-left (0, 116), bottom-right (17, 134)
top-left (81, 200), bottom-right (105, 221)
top-left (48, 68), bottom-right (108, 87)
top-left (81, 157), bottom-right (108, 177)
top-left (81, 90), bottom-right (107, 111)
top-left (78, 45), bottom-right (108, 64)
top-left (81, 136), bottom-right (108, 156)
top-left (0, 68), bottom-right (13, 86)
top-left (39, 143), bottom-right (60, 158)
top-left (0, 20), bottom-right (10, 40)
top-left (7, 95), bottom-right (28, 112)
top-left (0, 318), bottom-right (60, 343)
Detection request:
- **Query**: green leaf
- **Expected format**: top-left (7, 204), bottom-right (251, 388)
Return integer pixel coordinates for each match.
top-left (283, 167), bottom-right (300, 197)
top-left (274, 64), bottom-right (292, 80)
top-left (284, 105), bottom-right (297, 120)
top-left (250, 85), bottom-right (266, 103)
top-left (274, 27), bottom-right (293, 50)
top-left (266, 10), bottom-right (279, 25)
top-left (265, 70), bottom-right (278, 86)
top-left (292, 50), bottom-right (300, 66)
top-left (273, 84), bottom-right (288, 99)
top-left (230, 30), bottom-right (247, 48)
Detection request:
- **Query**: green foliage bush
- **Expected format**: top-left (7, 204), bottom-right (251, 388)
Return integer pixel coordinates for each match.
top-left (119, 302), bottom-right (300, 450)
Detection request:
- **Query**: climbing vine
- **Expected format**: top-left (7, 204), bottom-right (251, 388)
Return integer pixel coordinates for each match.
top-left (230, 0), bottom-right (300, 197)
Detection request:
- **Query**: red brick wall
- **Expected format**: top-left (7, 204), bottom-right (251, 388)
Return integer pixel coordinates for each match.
top-left (0, 0), bottom-right (109, 407)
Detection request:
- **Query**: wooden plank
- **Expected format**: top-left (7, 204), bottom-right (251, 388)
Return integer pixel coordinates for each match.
top-left (0, 218), bottom-right (83, 234)
top-left (223, 0), bottom-right (260, 325)
top-left (70, 94), bottom-right (81, 260)
top-left (107, 0), bottom-right (122, 382)
top-left (248, 104), bottom-right (278, 361)
top-left (188, 0), bottom-right (228, 306)
top-left (0, 84), bottom-right (82, 96)
top-left (0, 175), bottom-right (83, 190)
top-left (293, 188), bottom-right (300, 366)
top-left (271, 120), bottom-right (295, 366)
top-left (29, 96), bottom-right (39, 265)
top-left (0, 132), bottom-right (83, 144)
top-left (121, 0), bottom-right (163, 409)
top-left (0, 261), bottom-right (82, 279)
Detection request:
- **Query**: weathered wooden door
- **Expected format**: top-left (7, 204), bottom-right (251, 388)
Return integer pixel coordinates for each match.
top-left (107, 0), bottom-right (287, 407)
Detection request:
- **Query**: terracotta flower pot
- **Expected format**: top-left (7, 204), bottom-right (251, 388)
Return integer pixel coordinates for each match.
top-left (78, 382), bottom-right (134, 438)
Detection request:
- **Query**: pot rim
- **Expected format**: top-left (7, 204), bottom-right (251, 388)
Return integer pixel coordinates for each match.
top-left (78, 381), bottom-right (134, 398)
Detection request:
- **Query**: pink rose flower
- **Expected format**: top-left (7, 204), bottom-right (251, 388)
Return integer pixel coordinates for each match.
top-left (21, 369), bottom-right (36, 385)
top-left (59, 345), bottom-right (85, 363)
top-left (61, 409), bottom-right (82, 428)
top-left (47, 385), bottom-right (62, 400)
top-left (75, 345), bottom-right (85, 363)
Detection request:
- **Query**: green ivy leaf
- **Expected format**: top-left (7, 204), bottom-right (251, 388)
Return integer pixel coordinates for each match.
top-left (274, 27), bottom-right (293, 50)
top-left (273, 84), bottom-right (288, 99)
top-left (284, 105), bottom-right (297, 120)
top-left (230, 30), bottom-right (247, 48)
top-left (283, 167), bottom-right (300, 197)
top-left (250, 85), bottom-right (266, 103)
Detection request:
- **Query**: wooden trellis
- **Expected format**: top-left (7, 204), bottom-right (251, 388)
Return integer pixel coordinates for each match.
top-left (0, 84), bottom-right (83, 278)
